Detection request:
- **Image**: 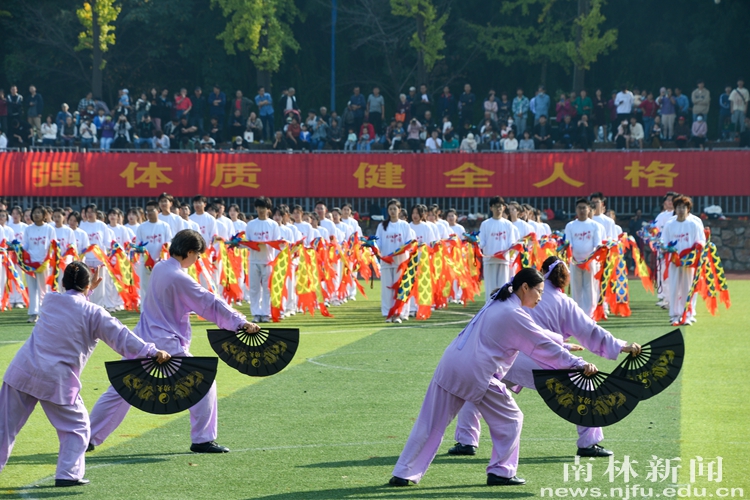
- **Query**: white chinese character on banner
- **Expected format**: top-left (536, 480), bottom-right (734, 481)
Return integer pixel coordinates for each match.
top-left (690, 456), bottom-right (722, 483)
top-left (646, 456), bottom-right (681, 483)
top-left (564, 456), bottom-right (594, 482)
top-left (604, 455), bottom-right (639, 483)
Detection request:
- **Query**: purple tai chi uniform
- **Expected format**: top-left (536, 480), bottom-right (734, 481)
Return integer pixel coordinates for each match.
top-left (89, 257), bottom-right (246, 446)
top-left (453, 280), bottom-right (627, 450)
top-left (0, 290), bottom-right (159, 481)
top-left (392, 294), bottom-right (586, 483)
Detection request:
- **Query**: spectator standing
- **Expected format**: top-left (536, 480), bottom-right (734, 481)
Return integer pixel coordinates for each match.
top-left (729, 79), bottom-right (749, 140)
top-left (99, 116), bottom-right (115, 151)
top-left (55, 104), bottom-right (72, 137)
top-left (657, 88), bottom-right (676, 141)
top-left (437, 86), bottom-right (454, 119)
top-left (497, 92), bottom-right (512, 124)
top-left (512, 88), bottom-right (529, 138)
top-left (718, 86), bottom-right (732, 141)
top-left (607, 91), bottom-right (618, 140)
top-left (674, 88), bottom-right (689, 120)
top-left (174, 88), bottom-right (193, 121)
top-left (691, 115), bottom-right (707, 150)
top-left (278, 87), bottom-right (299, 118)
top-left (135, 93), bottom-right (151, 125)
top-left (416, 84), bottom-right (432, 121)
top-left (27, 85), bottom-right (44, 142)
top-left (0, 89), bottom-right (7, 134)
top-left (231, 90), bottom-right (253, 124)
top-left (614, 85), bottom-right (633, 124)
top-left (574, 90), bottom-right (592, 118)
top-left (407, 118), bottom-right (423, 152)
top-left (458, 84), bottom-right (476, 126)
top-left (255, 86), bottom-right (274, 142)
top-left (691, 81), bottom-right (710, 124)
top-left (483, 90), bottom-right (498, 122)
top-left (209, 85), bottom-right (226, 125)
top-left (148, 88), bottom-right (161, 130)
top-left (534, 86), bottom-right (550, 125)
top-left (366, 86), bottom-right (385, 137)
top-left (7, 86), bottom-right (23, 125)
top-left (396, 94), bottom-right (410, 124)
top-left (190, 87), bottom-right (207, 132)
top-left (77, 91), bottom-right (95, 114)
top-left (639, 92), bottom-right (657, 141)
top-left (158, 88), bottom-right (172, 126)
top-left (347, 86), bottom-right (366, 134)
top-left (555, 93), bottom-right (576, 124)
top-left (592, 89), bottom-right (607, 141)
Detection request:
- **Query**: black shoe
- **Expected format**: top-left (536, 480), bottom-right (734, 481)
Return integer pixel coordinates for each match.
top-left (86, 443), bottom-right (95, 453)
top-left (388, 476), bottom-right (410, 487)
top-left (447, 442), bottom-right (477, 455)
top-left (55, 479), bottom-right (90, 487)
top-left (190, 441), bottom-right (230, 453)
top-left (487, 473), bottom-right (526, 486)
top-left (577, 444), bottom-right (613, 457)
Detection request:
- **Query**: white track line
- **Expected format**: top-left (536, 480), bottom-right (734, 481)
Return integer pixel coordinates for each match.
top-left (300, 309), bottom-right (474, 335)
top-left (0, 341), bottom-right (24, 344)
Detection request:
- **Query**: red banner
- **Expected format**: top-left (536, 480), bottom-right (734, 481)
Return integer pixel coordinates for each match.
top-left (0, 151), bottom-right (747, 197)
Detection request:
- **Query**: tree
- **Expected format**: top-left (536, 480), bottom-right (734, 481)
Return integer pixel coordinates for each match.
top-left (212, 0), bottom-right (302, 89)
top-left (464, 0), bottom-right (616, 91)
top-left (75, 0), bottom-right (121, 98)
top-left (390, 0), bottom-right (448, 85)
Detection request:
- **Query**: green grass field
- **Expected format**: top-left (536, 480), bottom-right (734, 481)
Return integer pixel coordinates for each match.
top-left (0, 280), bottom-right (748, 499)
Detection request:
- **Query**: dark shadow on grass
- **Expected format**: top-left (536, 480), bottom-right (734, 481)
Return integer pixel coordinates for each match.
top-left (0, 486), bottom-right (84, 498)
top-left (246, 484), bottom-right (536, 499)
top-left (518, 455), bottom-right (572, 465)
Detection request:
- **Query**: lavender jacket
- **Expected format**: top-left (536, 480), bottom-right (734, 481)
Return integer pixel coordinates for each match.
top-left (504, 280), bottom-right (626, 390)
top-left (433, 293), bottom-right (586, 403)
top-left (3, 290), bottom-right (159, 405)
top-left (134, 257), bottom-right (246, 355)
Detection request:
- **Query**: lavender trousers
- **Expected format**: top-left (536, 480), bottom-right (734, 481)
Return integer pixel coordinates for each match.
top-left (0, 383), bottom-right (89, 480)
top-left (453, 401), bottom-right (603, 450)
top-left (392, 377), bottom-right (523, 483)
top-left (89, 380), bottom-right (218, 446)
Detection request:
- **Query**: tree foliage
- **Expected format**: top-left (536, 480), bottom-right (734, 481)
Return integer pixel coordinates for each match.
top-left (75, 0), bottom-right (121, 68)
top-left (390, 0), bottom-right (448, 75)
top-left (212, 0), bottom-right (302, 74)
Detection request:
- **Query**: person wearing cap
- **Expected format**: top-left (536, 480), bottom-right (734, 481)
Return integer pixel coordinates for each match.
top-left (449, 257), bottom-right (641, 460)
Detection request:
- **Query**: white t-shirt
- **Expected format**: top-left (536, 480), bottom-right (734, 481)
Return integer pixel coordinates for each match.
top-left (448, 223), bottom-right (466, 237)
top-left (71, 228), bottom-right (90, 254)
top-left (593, 213), bottom-right (618, 240)
top-left (189, 212), bottom-right (219, 245)
top-left (615, 91), bottom-right (634, 114)
top-left (342, 217), bottom-right (363, 236)
top-left (479, 218), bottom-right (519, 261)
top-left (181, 217), bottom-right (200, 232)
top-left (125, 223), bottom-right (140, 234)
top-left (232, 219), bottom-right (246, 235)
top-left (214, 215), bottom-right (232, 240)
top-left (425, 137), bottom-right (442, 152)
top-left (661, 218), bottom-right (706, 253)
top-left (245, 218), bottom-right (282, 263)
top-left (109, 224), bottom-right (135, 247)
top-left (136, 221), bottom-right (173, 260)
top-left (410, 222), bottom-right (438, 244)
top-left (293, 221), bottom-right (314, 245)
top-left (565, 219), bottom-right (606, 262)
top-left (79, 220), bottom-right (111, 265)
top-left (8, 221), bottom-right (28, 243)
top-left (334, 221), bottom-right (354, 241)
top-left (318, 218), bottom-right (339, 243)
top-left (511, 219), bottom-right (534, 239)
top-left (375, 220), bottom-right (413, 267)
top-left (278, 223), bottom-right (294, 243)
top-left (285, 223), bottom-right (302, 243)
top-left (54, 225), bottom-right (76, 251)
top-left (23, 223), bottom-right (56, 264)
top-left (159, 213), bottom-right (186, 239)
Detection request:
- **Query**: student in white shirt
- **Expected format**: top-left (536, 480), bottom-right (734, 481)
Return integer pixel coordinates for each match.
top-left (7, 206), bottom-right (28, 308)
top-left (135, 201), bottom-right (173, 304)
top-left (66, 211), bottom-right (90, 255)
top-left (125, 207), bottom-right (141, 235)
top-left (281, 205), bottom-right (303, 316)
top-left (430, 204), bottom-right (453, 240)
top-left (479, 197), bottom-right (519, 301)
top-left (212, 198), bottom-right (235, 238)
top-left (52, 208), bottom-right (76, 289)
top-left (157, 192), bottom-right (186, 238)
top-left (408, 204), bottom-right (439, 316)
top-left (23, 206), bottom-right (57, 322)
top-left (228, 204), bottom-right (247, 235)
top-left (79, 204), bottom-right (114, 308)
top-left (0, 209), bottom-right (16, 308)
top-left (661, 196), bottom-right (706, 325)
top-left (245, 197), bottom-right (281, 323)
top-left (375, 199), bottom-right (413, 323)
top-left (654, 192), bottom-right (678, 307)
top-left (590, 192), bottom-right (618, 240)
top-left (189, 195), bottom-right (220, 292)
top-left (565, 198), bottom-right (606, 317)
top-left (105, 208), bottom-right (135, 311)
top-left (340, 203), bottom-right (363, 238)
top-left (444, 208), bottom-right (466, 303)
top-left (507, 201), bottom-right (534, 239)
top-left (178, 202), bottom-right (201, 232)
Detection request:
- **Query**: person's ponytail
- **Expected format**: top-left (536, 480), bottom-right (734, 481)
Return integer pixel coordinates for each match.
top-left (494, 267), bottom-right (544, 301)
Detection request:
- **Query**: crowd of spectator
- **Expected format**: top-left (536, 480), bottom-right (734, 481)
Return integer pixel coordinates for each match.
top-left (1, 79), bottom-right (750, 152)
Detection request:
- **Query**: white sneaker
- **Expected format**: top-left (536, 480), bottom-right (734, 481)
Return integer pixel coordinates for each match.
top-left (385, 317), bottom-right (393, 323)
top-left (393, 318), bottom-right (402, 324)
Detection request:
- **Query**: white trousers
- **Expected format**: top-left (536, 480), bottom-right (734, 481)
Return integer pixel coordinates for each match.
top-left (380, 266), bottom-right (408, 318)
top-left (570, 264), bottom-right (597, 318)
top-left (248, 262), bottom-right (272, 317)
top-left (483, 261), bottom-right (510, 302)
